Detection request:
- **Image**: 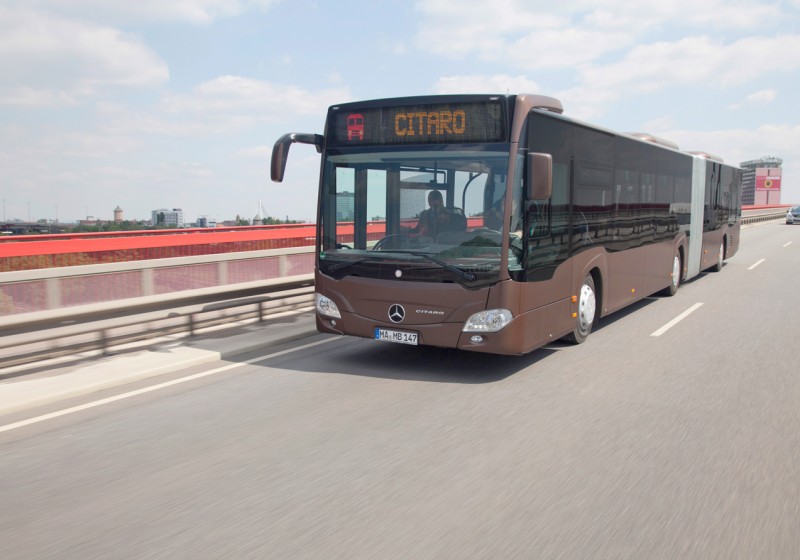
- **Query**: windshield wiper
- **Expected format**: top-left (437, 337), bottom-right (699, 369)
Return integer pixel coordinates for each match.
top-left (326, 255), bottom-right (382, 273)
top-left (407, 252), bottom-right (477, 282)
top-left (327, 252), bottom-right (478, 282)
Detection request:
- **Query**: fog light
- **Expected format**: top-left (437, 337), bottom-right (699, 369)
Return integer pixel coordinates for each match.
top-left (470, 335), bottom-right (483, 343)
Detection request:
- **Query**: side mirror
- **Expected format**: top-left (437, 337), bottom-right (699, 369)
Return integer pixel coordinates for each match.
top-left (271, 133), bottom-right (324, 182)
top-left (527, 152), bottom-right (552, 200)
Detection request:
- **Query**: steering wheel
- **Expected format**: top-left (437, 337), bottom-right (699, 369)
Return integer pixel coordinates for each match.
top-left (372, 233), bottom-right (410, 251)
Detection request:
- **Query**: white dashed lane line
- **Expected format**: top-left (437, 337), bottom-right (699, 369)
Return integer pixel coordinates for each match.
top-left (651, 303), bottom-right (704, 337)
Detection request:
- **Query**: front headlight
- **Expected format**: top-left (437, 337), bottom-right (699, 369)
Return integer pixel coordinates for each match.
top-left (315, 293), bottom-right (341, 319)
top-left (463, 308), bottom-right (513, 332)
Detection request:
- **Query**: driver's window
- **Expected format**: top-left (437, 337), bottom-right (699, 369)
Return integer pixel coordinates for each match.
top-left (334, 167), bottom-right (355, 247)
top-left (366, 170), bottom-right (386, 247)
top-left (333, 166), bottom-right (387, 250)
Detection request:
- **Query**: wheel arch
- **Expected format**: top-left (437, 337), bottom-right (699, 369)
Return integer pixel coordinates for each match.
top-left (588, 266), bottom-right (603, 321)
top-left (678, 244), bottom-right (686, 281)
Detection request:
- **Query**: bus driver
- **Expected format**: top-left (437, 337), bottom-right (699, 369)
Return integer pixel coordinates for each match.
top-left (407, 190), bottom-right (452, 238)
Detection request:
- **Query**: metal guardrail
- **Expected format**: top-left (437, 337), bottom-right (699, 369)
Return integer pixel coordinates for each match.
top-left (741, 208), bottom-right (789, 225)
top-left (0, 276), bottom-right (314, 371)
top-left (0, 247), bottom-right (318, 371)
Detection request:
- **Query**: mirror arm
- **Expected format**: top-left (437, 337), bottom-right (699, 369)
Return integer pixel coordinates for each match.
top-left (271, 133), bottom-right (324, 182)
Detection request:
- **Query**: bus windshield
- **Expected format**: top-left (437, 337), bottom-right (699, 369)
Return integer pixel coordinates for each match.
top-left (318, 145), bottom-right (517, 287)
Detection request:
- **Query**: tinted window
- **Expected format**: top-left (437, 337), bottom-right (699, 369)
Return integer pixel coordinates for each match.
top-left (575, 126), bottom-right (612, 164)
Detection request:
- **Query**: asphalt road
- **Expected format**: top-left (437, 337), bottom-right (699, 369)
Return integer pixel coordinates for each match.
top-left (1, 223), bottom-right (799, 559)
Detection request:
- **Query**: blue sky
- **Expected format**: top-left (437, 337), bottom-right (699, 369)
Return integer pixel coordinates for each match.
top-left (1, 0), bottom-right (798, 224)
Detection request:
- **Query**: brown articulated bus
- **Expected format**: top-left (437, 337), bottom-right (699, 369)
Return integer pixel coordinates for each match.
top-left (271, 94), bottom-right (742, 355)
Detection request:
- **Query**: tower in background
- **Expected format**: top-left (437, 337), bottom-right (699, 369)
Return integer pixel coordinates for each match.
top-left (739, 156), bottom-right (782, 205)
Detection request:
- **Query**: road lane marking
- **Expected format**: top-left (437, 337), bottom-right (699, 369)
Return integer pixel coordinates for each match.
top-left (783, 242), bottom-right (792, 248)
top-left (748, 259), bottom-right (765, 270)
top-left (650, 303), bottom-right (703, 337)
top-left (0, 337), bottom-right (336, 434)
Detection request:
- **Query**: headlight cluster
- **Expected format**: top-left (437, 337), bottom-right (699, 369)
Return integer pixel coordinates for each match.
top-left (315, 293), bottom-right (341, 319)
top-left (463, 308), bottom-right (512, 332)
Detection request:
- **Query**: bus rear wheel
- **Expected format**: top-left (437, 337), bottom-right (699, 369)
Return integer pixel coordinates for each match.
top-left (566, 275), bottom-right (597, 344)
top-left (711, 241), bottom-right (725, 272)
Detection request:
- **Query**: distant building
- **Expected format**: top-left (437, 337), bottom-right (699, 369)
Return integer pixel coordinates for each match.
top-left (197, 216), bottom-right (217, 228)
top-left (114, 206), bottom-right (124, 223)
top-left (336, 192), bottom-right (355, 221)
top-left (151, 208), bottom-right (184, 228)
top-left (739, 157), bottom-right (782, 205)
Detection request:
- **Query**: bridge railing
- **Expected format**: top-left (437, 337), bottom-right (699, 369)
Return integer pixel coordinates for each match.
top-left (0, 247), bottom-right (314, 317)
top-left (0, 247), bottom-right (318, 369)
top-left (0, 275), bottom-right (315, 370)
top-left (741, 206), bottom-right (791, 225)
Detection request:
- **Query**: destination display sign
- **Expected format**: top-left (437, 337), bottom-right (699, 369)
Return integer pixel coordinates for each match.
top-left (328, 101), bottom-right (507, 147)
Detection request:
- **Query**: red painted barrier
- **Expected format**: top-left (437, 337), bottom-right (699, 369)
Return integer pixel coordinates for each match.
top-left (3, 207), bottom-right (780, 272)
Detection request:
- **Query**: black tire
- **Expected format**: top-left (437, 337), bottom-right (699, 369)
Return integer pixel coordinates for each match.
top-left (565, 275), bottom-right (597, 344)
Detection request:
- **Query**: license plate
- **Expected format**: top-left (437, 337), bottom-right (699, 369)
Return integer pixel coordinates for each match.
top-left (374, 328), bottom-right (418, 345)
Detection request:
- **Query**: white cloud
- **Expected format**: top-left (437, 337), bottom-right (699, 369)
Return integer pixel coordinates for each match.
top-left (160, 76), bottom-right (352, 119)
top-left (549, 85), bottom-right (618, 121)
top-left (11, 0), bottom-right (280, 25)
top-left (642, 115), bottom-right (677, 133)
top-left (581, 0), bottom-right (781, 30)
top-left (412, 0), bottom-right (784, 67)
top-left (433, 74), bottom-right (541, 95)
top-left (505, 28), bottom-right (631, 69)
top-left (238, 146), bottom-right (271, 159)
top-left (153, 161), bottom-right (214, 180)
top-left (0, 87), bottom-right (79, 108)
top-left (96, 103), bottom-right (222, 138)
top-left (729, 89), bottom-right (777, 110)
top-left (0, 7), bottom-right (168, 106)
top-left (747, 89), bottom-right (777, 103)
top-left (571, 35), bottom-right (800, 110)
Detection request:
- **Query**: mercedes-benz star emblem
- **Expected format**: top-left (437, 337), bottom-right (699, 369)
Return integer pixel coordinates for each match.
top-left (388, 304), bottom-right (405, 323)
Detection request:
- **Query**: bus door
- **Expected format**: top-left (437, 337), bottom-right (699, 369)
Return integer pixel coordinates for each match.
top-left (520, 151), bottom-right (572, 314)
top-left (522, 114), bottom-right (573, 322)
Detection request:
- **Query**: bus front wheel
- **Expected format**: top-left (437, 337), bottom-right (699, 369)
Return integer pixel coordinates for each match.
top-left (566, 275), bottom-right (597, 344)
